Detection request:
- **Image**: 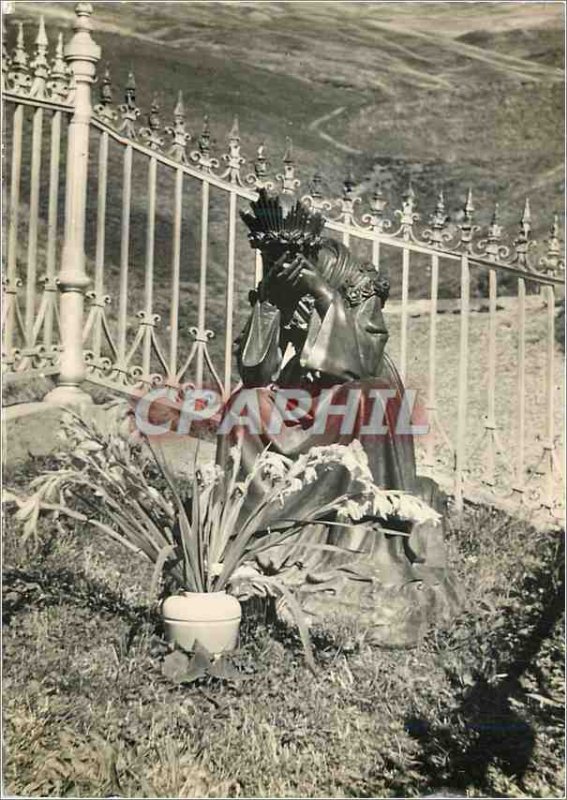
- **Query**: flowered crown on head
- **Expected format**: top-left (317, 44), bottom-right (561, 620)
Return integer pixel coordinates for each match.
top-left (240, 188), bottom-right (326, 252)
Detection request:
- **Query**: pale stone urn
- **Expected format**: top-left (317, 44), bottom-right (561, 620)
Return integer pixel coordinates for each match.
top-left (161, 591), bottom-right (242, 654)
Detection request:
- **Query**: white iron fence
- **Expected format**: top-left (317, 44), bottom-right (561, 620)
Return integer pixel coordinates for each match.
top-left (2, 4), bottom-right (565, 515)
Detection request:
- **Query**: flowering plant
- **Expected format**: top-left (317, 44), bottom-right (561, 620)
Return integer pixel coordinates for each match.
top-left (4, 410), bottom-right (439, 668)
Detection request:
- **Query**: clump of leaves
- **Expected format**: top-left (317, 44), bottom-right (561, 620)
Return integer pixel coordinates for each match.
top-left (161, 642), bottom-right (245, 685)
top-left (5, 409), bottom-right (441, 669)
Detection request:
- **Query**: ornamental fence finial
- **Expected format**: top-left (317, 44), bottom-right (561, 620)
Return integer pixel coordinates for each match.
top-left (277, 137), bottom-right (299, 194)
top-left (246, 142), bottom-right (274, 190)
top-left (459, 187), bottom-right (479, 252)
top-left (396, 180), bottom-right (419, 240)
top-left (166, 91), bottom-right (191, 164)
top-left (361, 181), bottom-right (389, 233)
top-left (191, 116), bottom-right (219, 173)
top-left (94, 63), bottom-right (117, 123)
top-left (424, 190), bottom-right (451, 248)
top-left (301, 171), bottom-right (332, 213)
top-left (29, 17), bottom-right (49, 99)
top-left (513, 198), bottom-right (535, 269)
top-left (140, 95), bottom-right (164, 151)
top-left (118, 70), bottom-right (140, 138)
top-left (66, 2), bottom-right (100, 64)
top-left (48, 31), bottom-right (69, 101)
top-left (9, 22), bottom-right (31, 93)
top-left (336, 171), bottom-right (361, 225)
top-left (539, 214), bottom-right (564, 276)
top-left (221, 115), bottom-right (245, 185)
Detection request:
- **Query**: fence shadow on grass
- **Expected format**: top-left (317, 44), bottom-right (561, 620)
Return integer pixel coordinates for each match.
top-left (404, 553), bottom-right (565, 794)
top-left (2, 565), bottom-right (156, 629)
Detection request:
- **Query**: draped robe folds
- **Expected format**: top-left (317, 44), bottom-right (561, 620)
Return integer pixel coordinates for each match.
top-left (216, 253), bottom-right (461, 647)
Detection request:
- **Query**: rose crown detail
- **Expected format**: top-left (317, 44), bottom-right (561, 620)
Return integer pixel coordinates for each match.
top-left (240, 189), bottom-right (326, 251)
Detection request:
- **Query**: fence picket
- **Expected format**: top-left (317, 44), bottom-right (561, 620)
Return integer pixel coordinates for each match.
top-left (485, 268), bottom-right (498, 486)
top-left (425, 253), bottom-right (439, 468)
top-left (92, 129), bottom-right (109, 359)
top-left (117, 144), bottom-right (132, 369)
top-left (4, 103), bottom-right (24, 366)
top-left (455, 254), bottom-right (470, 512)
top-left (43, 110), bottom-right (62, 351)
top-left (224, 191), bottom-right (237, 399)
top-left (544, 284), bottom-right (557, 508)
top-left (24, 106), bottom-right (44, 351)
top-left (195, 181), bottom-right (210, 388)
top-left (169, 167), bottom-right (183, 380)
top-left (514, 277), bottom-right (527, 495)
top-left (399, 247), bottom-right (410, 382)
top-left (142, 156), bottom-right (157, 377)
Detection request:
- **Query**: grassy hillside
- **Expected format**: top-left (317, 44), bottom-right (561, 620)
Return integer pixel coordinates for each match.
top-left (11, 1), bottom-right (564, 213)
top-left (4, 2), bottom-right (564, 385)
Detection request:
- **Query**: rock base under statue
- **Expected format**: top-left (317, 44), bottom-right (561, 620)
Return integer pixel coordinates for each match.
top-left (295, 561), bottom-right (462, 649)
top-left (261, 481), bottom-right (462, 649)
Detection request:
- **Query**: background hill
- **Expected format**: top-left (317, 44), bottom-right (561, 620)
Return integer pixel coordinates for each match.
top-left (14, 0), bottom-right (565, 217)
top-left (4, 2), bottom-right (565, 384)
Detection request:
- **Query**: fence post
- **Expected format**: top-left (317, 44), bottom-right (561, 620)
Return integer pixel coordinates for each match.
top-left (44, 3), bottom-right (100, 407)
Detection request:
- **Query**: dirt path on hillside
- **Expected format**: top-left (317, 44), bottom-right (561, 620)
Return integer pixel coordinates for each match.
top-left (308, 107), bottom-right (363, 155)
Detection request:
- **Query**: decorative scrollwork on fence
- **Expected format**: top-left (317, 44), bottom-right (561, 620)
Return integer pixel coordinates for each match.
top-left (301, 172), bottom-right (333, 214)
top-left (511, 199), bottom-right (538, 270)
top-left (421, 191), bottom-right (452, 249)
top-left (118, 70), bottom-right (140, 138)
top-left (219, 116), bottom-right (245, 185)
top-left (455, 188), bottom-right (480, 254)
top-left (8, 22), bottom-right (32, 94)
top-left (392, 182), bottom-right (419, 241)
top-left (540, 215), bottom-right (566, 276)
top-left (190, 116), bottom-right (219, 173)
top-left (140, 95), bottom-right (164, 151)
top-left (5, 17), bottom-right (74, 102)
top-left (245, 143), bottom-right (274, 190)
top-left (360, 182), bottom-right (391, 234)
top-left (94, 64), bottom-right (117, 123)
top-left (48, 32), bottom-right (70, 101)
top-left (175, 328), bottom-right (224, 396)
top-left (276, 138), bottom-right (300, 194)
top-left (334, 172), bottom-right (362, 227)
top-left (165, 91), bottom-right (191, 164)
top-left (29, 17), bottom-right (49, 99)
top-left (476, 204), bottom-right (510, 262)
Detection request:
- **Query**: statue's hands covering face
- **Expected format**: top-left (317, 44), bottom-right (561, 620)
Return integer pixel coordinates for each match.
top-left (262, 252), bottom-right (330, 305)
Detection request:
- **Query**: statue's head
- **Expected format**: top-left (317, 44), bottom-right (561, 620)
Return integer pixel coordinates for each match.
top-left (240, 189), bottom-right (325, 268)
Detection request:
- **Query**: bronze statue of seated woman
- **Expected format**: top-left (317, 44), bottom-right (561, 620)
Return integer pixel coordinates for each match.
top-left (217, 189), bottom-right (460, 648)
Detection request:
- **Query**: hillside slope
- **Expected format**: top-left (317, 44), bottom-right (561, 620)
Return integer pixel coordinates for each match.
top-left (4, 2), bottom-right (565, 364)
top-left (12, 1), bottom-right (564, 220)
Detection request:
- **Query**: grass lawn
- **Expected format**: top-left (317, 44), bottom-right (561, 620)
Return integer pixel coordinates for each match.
top-left (2, 458), bottom-right (564, 798)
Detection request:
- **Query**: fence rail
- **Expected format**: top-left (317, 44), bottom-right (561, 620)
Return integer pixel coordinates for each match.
top-left (2, 4), bottom-right (565, 516)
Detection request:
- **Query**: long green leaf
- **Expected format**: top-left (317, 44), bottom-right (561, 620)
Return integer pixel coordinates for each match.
top-left (148, 440), bottom-right (202, 592)
top-left (41, 501), bottom-right (152, 559)
top-left (149, 543), bottom-right (177, 602)
top-left (256, 577), bottom-right (316, 674)
top-left (192, 466), bottom-right (204, 589)
top-left (66, 486), bottom-right (161, 561)
top-left (215, 494), bottom-right (276, 589)
top-left (208, 485), bottom-right (247, 571)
